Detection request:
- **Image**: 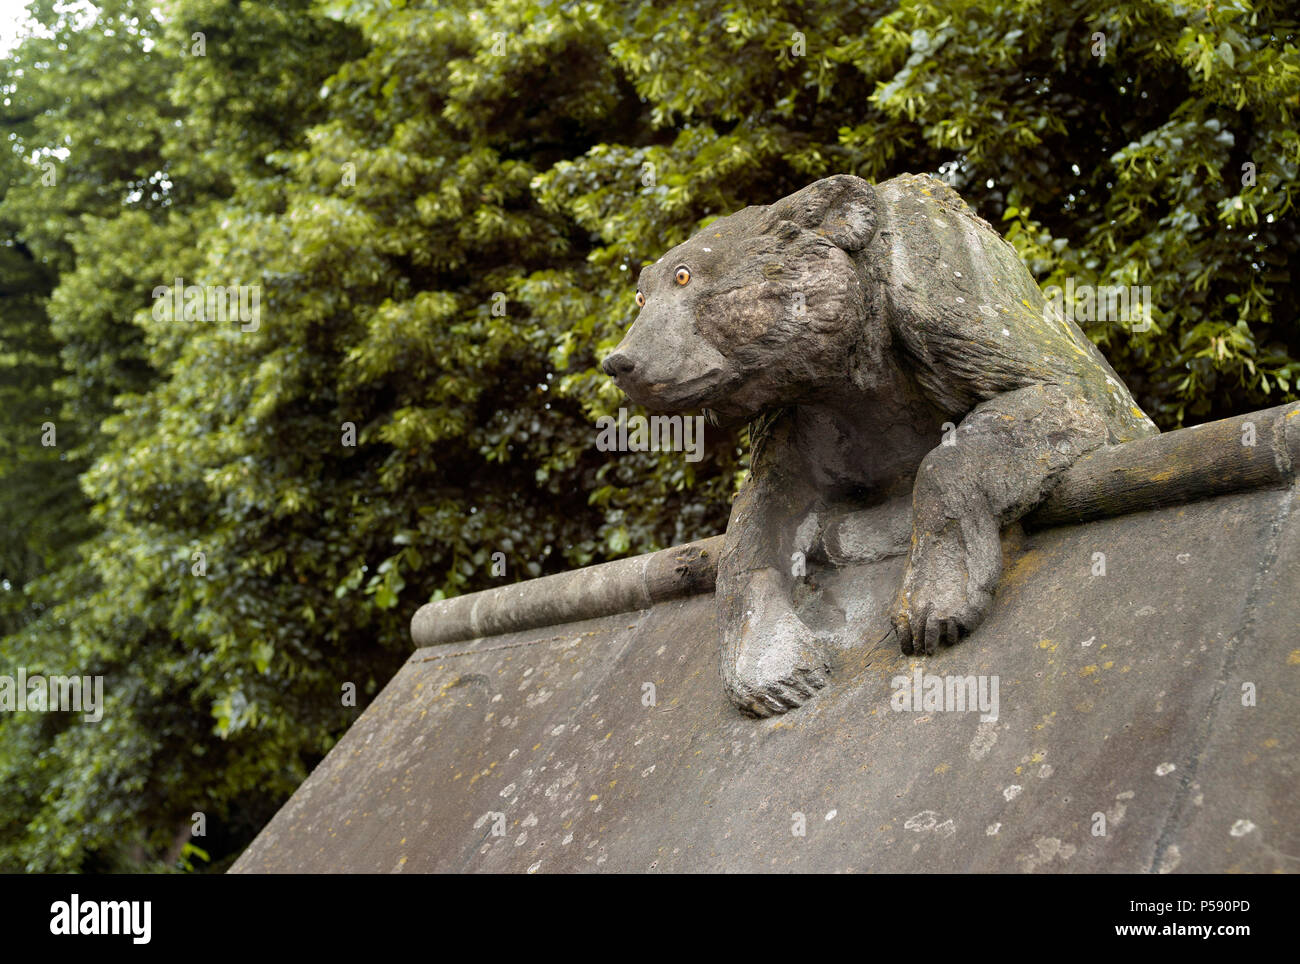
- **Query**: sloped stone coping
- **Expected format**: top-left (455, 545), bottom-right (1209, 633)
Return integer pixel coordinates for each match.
top-left (411, 403), bottom-right (1300, 648)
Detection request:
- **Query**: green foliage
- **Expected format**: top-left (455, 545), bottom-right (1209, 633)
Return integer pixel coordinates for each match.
top-left (0, 0), bottom-right (1295, 870)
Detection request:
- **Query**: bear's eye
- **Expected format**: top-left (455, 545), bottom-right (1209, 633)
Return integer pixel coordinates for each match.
top-left (635, 291), bottom-right (646, 308)
top-left (674, 266), bottom-right (691, 286)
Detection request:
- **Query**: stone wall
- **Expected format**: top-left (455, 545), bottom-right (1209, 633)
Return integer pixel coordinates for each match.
top-left (232, 406), bottom-right (1299, 873)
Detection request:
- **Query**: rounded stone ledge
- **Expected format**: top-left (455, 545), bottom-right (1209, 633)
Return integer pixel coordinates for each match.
top-left (1029, 402), bottom-right (1300, 527)
top-left (410, 535), bottom-right (725, 647)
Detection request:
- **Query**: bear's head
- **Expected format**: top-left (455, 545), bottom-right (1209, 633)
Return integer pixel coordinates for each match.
top-left (602, 175), bottom-right (883, 422)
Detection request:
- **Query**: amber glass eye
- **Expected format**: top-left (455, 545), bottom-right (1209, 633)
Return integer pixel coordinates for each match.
top-left (635, 291), bottom-right (646, 307)
top-left (675, 266), bottom-right (691, 286)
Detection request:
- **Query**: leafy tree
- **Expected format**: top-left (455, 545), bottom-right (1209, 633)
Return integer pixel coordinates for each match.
top-left (0, 0), bottom-right (362, 870)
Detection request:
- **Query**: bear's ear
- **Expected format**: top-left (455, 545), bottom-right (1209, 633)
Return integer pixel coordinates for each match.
top-left (768, 174), bottom-right (878, 253)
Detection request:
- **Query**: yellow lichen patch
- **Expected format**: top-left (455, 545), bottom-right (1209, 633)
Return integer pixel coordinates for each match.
top-left (1002, 549), bottom-right (1045, 589)
top-left (1080, 665), bottom-right (1097, 676)
top-left (1103, 661), bottom-right (1114, 670)
top-left (608, 780), bottom-right (617, 789)
top-left (1288, 650), bottom-right (1300, 665)
top-left (588, 794), bottom-right (599, 802)
top-left (1038, 639), bottom-right (1058, 652)
top-left (1263, 738), bottom-right (1280, 748)
top-left (935, 762), bottom-right (950, 774)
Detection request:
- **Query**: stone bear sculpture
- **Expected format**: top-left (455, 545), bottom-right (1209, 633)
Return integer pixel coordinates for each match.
top-left (602, 173), bottom-right (1157, 717)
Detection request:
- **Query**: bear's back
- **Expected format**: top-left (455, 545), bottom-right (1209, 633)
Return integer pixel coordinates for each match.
top-left (869, 174), bottom-right (1156, 443)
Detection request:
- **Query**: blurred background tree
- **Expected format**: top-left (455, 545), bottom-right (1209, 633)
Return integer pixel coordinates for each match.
top-left (0, 0), bottom-right (1295, 870)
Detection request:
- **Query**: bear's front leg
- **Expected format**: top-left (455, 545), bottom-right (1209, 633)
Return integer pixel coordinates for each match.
top-left (892, 383), bottom-right (1110, 655)
top-left (716, 436), bottom-right (830, 717)
top-left (719, 565), bottom-right (831, 716)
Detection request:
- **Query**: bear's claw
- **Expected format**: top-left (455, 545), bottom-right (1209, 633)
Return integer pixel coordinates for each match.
top-left (724, 633), bottom-right (831, 718)
top-left (891, 515), bottom-right (999, 654)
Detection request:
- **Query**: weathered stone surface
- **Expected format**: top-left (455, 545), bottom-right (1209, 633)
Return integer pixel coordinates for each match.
top-left (233, 478), bottom-right (1298, 873)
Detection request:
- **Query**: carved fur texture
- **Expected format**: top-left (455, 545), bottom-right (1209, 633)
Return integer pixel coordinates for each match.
top-left (604, 174), bottom-right (1157, 716)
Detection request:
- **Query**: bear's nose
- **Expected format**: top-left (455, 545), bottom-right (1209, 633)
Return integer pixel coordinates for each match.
top-left (602, 352), bottom-right (635, 378)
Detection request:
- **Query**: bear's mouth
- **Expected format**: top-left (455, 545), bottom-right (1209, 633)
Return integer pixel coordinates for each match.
top-left (624, 368), bottom-right (726, 411)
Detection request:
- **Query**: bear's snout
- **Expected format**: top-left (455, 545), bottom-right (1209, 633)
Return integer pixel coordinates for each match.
top-left (601, 352), bottom-right (636, 378)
